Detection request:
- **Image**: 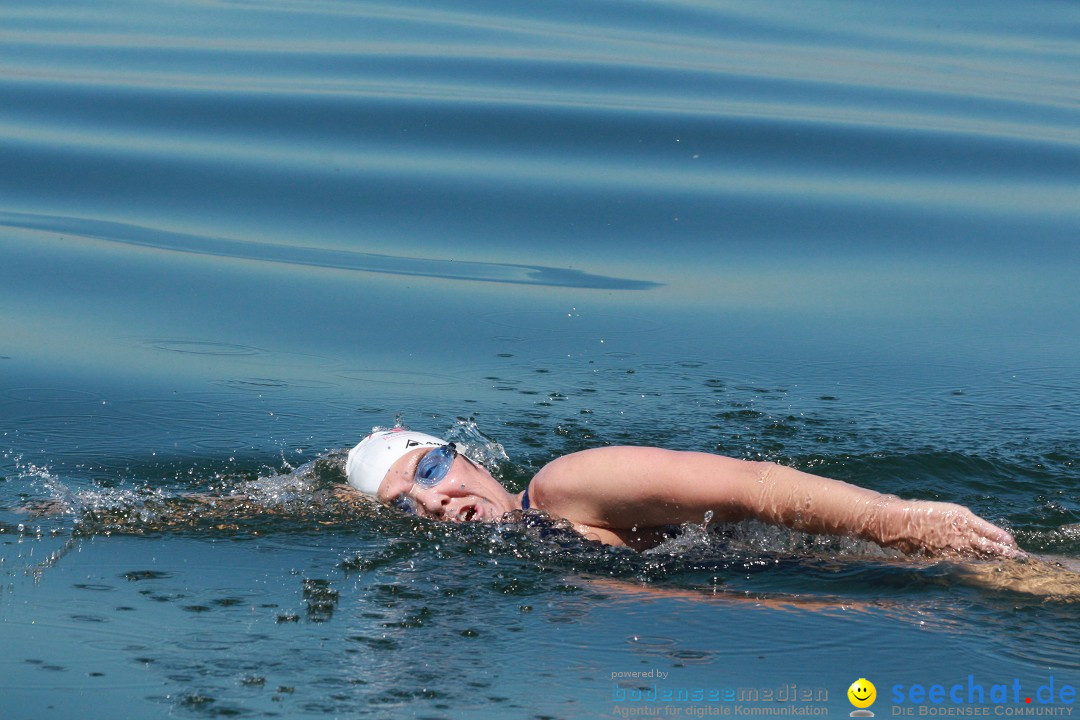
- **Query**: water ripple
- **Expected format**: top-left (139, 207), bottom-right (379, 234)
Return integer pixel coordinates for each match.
top-left (0, 211), bottom-right (659, 290)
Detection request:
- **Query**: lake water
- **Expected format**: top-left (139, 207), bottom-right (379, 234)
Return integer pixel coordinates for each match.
top-left (1, 0), bottom-right (1078, 717)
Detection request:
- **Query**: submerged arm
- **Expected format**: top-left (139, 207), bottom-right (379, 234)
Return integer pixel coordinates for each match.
top-left (531, 446), bottom-right (1022, 557)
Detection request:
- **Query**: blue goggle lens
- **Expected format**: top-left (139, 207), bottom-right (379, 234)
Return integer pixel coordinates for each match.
top-left (414, 443), bottom-right (457, 487)
top-left (392, 493), bottom-right (418, 515)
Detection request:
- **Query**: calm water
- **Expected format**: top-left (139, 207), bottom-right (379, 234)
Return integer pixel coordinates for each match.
top-left (2, 0), bottom-right (1078, 717)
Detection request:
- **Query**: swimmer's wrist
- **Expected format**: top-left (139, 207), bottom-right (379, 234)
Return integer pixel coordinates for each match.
top-left (863, 494), bottom-right (907, 550)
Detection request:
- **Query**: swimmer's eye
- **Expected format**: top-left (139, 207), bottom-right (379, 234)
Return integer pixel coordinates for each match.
top-left (391, 493), bottom-right (418, 515)
top-left (414, 443), bottom-right (457, 487)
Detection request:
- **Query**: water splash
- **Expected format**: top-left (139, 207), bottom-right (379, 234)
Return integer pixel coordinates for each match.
top-left (444, 417), bottom-right (510, 476)
top-left (7, 452), bottom-right (359, 538)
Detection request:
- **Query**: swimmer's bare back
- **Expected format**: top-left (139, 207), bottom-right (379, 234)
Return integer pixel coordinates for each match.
top-left (16, 487), bottom-right (370, 533)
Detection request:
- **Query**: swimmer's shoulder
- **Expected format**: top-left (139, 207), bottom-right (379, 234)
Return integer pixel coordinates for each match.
top-left (528, 446), bottom-right (677, 550)
top-left (527, 446), bottom-right (619, 512)
top-left (530, 446), bottom-right (686, 501)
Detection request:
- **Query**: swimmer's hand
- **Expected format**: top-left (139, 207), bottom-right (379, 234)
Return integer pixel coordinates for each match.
top-left (871, 498), bottom-right (1024, 559)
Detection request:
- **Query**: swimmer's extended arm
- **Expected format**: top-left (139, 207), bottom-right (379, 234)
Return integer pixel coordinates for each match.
top-left (531, 447), bottom-right (1022, 557)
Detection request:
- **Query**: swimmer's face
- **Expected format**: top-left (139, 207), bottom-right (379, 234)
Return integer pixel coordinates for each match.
top-left (376, 446), bottom-right (518, 523)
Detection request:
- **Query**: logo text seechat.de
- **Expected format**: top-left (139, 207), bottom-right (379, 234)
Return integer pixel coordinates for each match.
top-left (891, 677), bottom-right (1075, 707)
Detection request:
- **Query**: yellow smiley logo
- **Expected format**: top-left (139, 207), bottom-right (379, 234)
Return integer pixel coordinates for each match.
top-left (847, 678), bottom-right (876, 709)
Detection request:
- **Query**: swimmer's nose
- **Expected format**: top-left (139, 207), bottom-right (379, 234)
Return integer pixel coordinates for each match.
top-left (413, 489), bottom-right (451, 518)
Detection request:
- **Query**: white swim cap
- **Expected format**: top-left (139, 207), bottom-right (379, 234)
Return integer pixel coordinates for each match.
top-left (346, 429), bottom-right (447, 496)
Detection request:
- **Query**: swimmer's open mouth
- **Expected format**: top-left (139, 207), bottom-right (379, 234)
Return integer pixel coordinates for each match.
top-left (461, 505), bottom-right (478, 522)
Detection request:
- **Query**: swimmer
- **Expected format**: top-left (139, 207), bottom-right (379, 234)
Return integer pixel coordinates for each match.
top-left (345, 428), bottom-right (1024, 557)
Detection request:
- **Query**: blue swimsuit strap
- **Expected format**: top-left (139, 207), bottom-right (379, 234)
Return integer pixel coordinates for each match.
top-left (521, 485), bottom-right (530, 510)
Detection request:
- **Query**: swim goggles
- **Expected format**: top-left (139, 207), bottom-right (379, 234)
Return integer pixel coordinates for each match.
top-left (391, 443), bottom-right (459, 515)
